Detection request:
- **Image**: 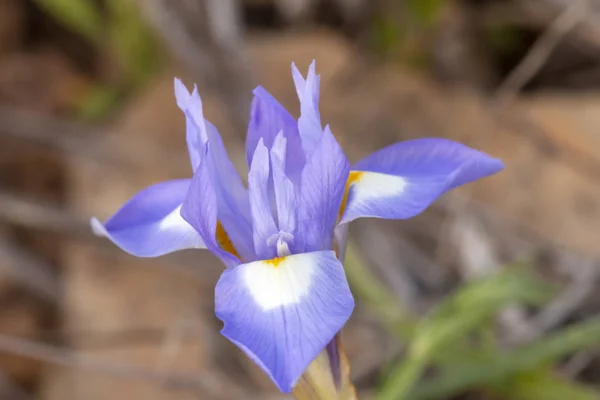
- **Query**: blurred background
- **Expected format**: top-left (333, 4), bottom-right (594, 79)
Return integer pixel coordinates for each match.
top-left (1, 0), bottom-right (600, 399)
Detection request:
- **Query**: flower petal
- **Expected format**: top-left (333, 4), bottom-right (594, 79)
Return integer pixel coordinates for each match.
top-left (91, 179), bottom-right (205, 257)
top-left (176, 80), bottom-right (254, 260)
top-left (207, 120), bottom-right (255, 261)
top-left (248, 139), bottom-right (278, 259)
top-left (215, 250), bottom-right (354, 393)
top-left (174, 79), bottom-right (206, 171)
top-left (297, 126), bottom-right (350, 253)
top-left (181, 147), bottom-right (241, 268)
top-left (246, 86), bottom-right (305, 180)
top-left (292, 61), bottom-right (322, 157)
top-left (340, 138), bottom-right (505, 223)
top-left (270, 132), bottom-right (297, 235)
top-left (174, 77), bottom-right (191, 110)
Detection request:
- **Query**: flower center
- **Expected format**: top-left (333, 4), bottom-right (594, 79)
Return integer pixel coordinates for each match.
top-left (267, 231), bottom-right (293, 258)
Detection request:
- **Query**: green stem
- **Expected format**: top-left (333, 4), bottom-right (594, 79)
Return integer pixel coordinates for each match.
top-left (412, 316), bottom-right (600, 399)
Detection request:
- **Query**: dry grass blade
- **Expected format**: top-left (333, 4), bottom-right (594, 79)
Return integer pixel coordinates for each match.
top-left (0, 236), bottom-right (59, 302)
top-left (0, 190), bottom-right (91, 238)
top-left (495, 0), bottom-right (589, 105)
top-left (0, 105), bottom-right (111, 161)
top-left (0, 333), bottom-right (229, 395)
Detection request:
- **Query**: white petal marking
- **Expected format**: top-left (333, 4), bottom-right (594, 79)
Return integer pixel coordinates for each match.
top-left (351, 171), bottom-right (407, 203)
top-left (157, 205), bottom-right (205, 248)
top-left (158, 205), bottom-right (186, 230)
top-left (242, 253), bottom-right (317, 310)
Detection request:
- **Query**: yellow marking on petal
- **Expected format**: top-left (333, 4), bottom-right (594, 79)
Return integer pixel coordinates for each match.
top-left (338, 171), bottom-right (364, 221)
top-left (216, 221), bottom-right (240, 258)
top-left (264, 256), bottom-right (286, 268)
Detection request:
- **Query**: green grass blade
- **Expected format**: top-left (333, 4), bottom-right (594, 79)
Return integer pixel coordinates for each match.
top-left (412, 316), bottom-right (600, 399)
top-left (32, 0), bottom-right (103, 42)
top-left (377, 266), bottom-right (552, 400)
top-left (344, 241), bottom-right (415, 338)
top-left (492, 369), bottom-right (599, 400)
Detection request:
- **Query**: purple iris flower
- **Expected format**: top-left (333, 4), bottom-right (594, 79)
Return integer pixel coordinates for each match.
top-left (91, 61), bottom-right (504, 393)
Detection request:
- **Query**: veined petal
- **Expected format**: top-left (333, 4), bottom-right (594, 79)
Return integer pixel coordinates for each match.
top-left (340, 138), bottom-right (504, 223)
top-left (174, 77), bottom-right (191, 111)
top-left (340, 171), bottom-right (449, 223)
top-left (174, 80), bottom-right (207, 171)
top-left (91, 179), bottom-right (205, 257)
top-left (248, 139), bottom-right (278, 259)
top-left (270, 132), bottom-right (297, 234)
top-left (298, 126), bottom-right (350, 253)
top-left (215, 250), bottom-right (354, 393)
top-left (246, 86), bottom-right (305, 180)
top-left (181, 147), bottom-right (241, 268)
top-left (205, 119), bottom-right (255, 261)
top-left (292, 61), bottom-right (322, 157)
top-left (175, 79), bottom-right (254, 261)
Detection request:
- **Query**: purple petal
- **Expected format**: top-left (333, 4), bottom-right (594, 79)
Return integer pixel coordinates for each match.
top-left (248, 139), bottom-right (278, 260)
top-left (206, 121), bottom-right (255, 261)
top-left (174, 77), bottom-right (191, 110)
top-left (270, 133), bottom-right (297, 235)
top-left (175, 79), bottom-right (254, 260)
top-left (291, 61), bottom-right (322, 157)
top-left (215, 250), bottom-right (354, 393)
top-left (297, 126), bottom-right (350, 253)
top-left (340, 138), bottom-right (504, 223)
top-left (181, 147), bottom-right (241, 268)
top-left (91, 179), bottom-right (205, 257)
top-left (246, 86), bottom-right (305, 181)
top-left (174, 80), bottom-right (207, 171)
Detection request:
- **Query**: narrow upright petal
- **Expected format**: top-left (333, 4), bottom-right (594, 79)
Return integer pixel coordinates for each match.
top-left (340, 138), bottom-right (504, 223)
top-left (248, 139), bottom-right (278, 260)
top-left (180, 148), bottom-right (242, 268)
top-left (292, 61), bottom-right (322, 157)
top-left (270, 133), bottom-right (297, 235)
top-left (246, 86), bottom-right (305, 179)
top-left (174, 80), bottom-right (207, 171)
top-left (215, 250), bottom-right (355, 393)
top-left (174, 77), bottom-right (191, 111)
top-left (175, 80), bottom-right (254, 261)
top-left (91, 179), bottom-right (205, 257)
top-left (298, 126), bottom-right (350, 253)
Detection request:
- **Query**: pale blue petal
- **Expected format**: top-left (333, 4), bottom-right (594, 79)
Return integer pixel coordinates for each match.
top-left (291, 61), bottom-right (322, 157)
top-left (297, 126), bottom-right (350, 253)
top-left (341, 138), bottom-right (505, 223)
top-left (205, 120), bottom-right (255, 261)
top-left (180, 147), bottom-right (241, 268)
top-left (340, 172), bottom-right (450, 223)
top-left (174, 77), bottom-right (191, 111)
top-left (91, 179), bottom-right (205, 257)
top-left (175, 79), bottom-right (254, 260)
top-left (248, 139), bottom-right (278, 260)
top-left (215, 250), bottom-right (354, 393)
top-left (175, 81), bottom-right (208, 171)
top-left (246, 86), bottom-right (305, 180)
top-left (270, 132), bottom-right (297, 235)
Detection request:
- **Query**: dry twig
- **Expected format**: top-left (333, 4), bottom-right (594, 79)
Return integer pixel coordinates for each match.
top-left (139, 0), bottom-right (252, 135)
top-left (495, 0), bottom-right (589, 104)
top-left (0, 190), bottom-right (91, 238)
top-left (0, 333), bottom-right (226, 396)
top-left (0, 236), bottom-right (59, 302)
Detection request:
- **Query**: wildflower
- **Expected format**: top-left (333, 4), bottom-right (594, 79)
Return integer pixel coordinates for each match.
top-left (91, 61), bottom-right (504, 393)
